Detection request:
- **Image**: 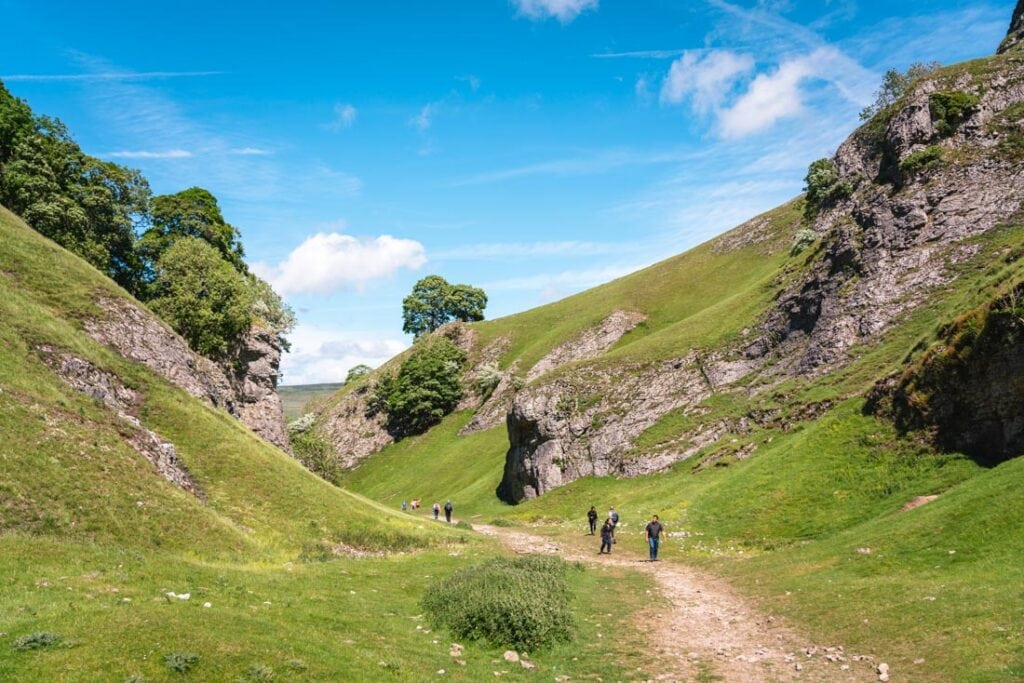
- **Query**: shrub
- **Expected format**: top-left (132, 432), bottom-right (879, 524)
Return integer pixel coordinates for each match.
top-left (930, 91), bottom-right (980, 137)
top-left (372, 337), bottom-right (466, 438)
top-left (291, 430), bottom-right (341, 485)
top-left (790, 228), bottom-right (818, 256)
top-left (163, 651), bottom-right (199, 674)
top-left (803, 159), bottom-right (851, 219)
top-left (860, 62), bottom-right (941, 121)
top-left (900, 146), bottom-right (945, 175)
top-left (12, 632), bottom-right (60, 650)
top-left (287, 412), bottom-right (316, 436)
top-left (345, 364), bottom-right (372, 384)
top-left (476, 362), bottom-right (502, 398)
top-left (422, 555), bottom-right (577, 650)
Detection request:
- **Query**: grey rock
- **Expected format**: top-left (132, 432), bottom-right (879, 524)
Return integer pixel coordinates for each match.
top-left (999, 0), bottom-right (1024, 53)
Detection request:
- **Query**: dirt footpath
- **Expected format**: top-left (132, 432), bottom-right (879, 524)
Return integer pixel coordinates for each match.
top-left (475, 524), bottom-right (884, 683)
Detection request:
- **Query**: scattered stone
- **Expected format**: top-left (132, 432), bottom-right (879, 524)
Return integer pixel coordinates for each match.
top-left (794, 662), bottom-right (802, 671)
top-left (878, 662), bottom-right (890, 682)
top-left (520, 660), bottom-right (536, 670)
top-left (203, 602), bottom-right (212, 608)
top-left (914, 658), bottom-right (926, 665)
top-left (502, 650), bottom-right (519, 663)
top-left (856, 547), bottom-right (872, 554)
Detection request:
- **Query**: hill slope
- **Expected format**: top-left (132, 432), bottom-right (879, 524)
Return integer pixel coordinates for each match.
top-left (326, 11), bottom-right (1024, 680)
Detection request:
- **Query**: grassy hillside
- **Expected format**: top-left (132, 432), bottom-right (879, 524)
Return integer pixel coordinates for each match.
top-left (0, 204), bottom-right (660, 681)
top-left (339, 199), bottom-right (1024, 678)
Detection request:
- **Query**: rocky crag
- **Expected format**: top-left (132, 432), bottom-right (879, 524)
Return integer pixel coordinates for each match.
top-left (497, 19), bottom-right (1024, 501)
top-left (85, 296), bottom-right (290, 451)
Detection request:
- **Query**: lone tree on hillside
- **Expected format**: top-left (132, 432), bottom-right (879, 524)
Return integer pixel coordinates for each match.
top-left (402, 275), bottom-right (487, 337)
top-left (140, 187), bottom-right (247, 274)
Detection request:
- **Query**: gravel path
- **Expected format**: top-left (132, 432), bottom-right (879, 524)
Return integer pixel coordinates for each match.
top-left (475, 523), bottom-right (884, 683)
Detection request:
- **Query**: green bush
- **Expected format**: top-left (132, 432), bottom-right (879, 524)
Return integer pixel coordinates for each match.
top-left (900, 146), bottom-right (945, 175)
top-left (422, 555), bottom-right (577, 650)
top-left (803, 159), bottom-right (852, 220)
top-left (859, 62), bottom-right (940, 122)
top-left (372, 337), bottom-right (466, 438)
top-left (930, 91), bottom-right (980, 137)
top-left (163, 652), bottom-right (199, 674)
top-left (291, 429), bottom-right (341, 485)
top-left (12, 632), bottom-right (60, 650)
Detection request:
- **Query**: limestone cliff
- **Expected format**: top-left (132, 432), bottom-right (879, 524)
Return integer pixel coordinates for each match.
top-left (85, 297), bottom-right (290, 451)
top-left (498, 19), bottom-right (1024, 501)
top-left (999, 0), bottom-right (1024, 53)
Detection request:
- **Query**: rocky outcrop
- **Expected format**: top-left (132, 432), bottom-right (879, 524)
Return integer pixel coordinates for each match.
top-left (320, 383), bottom-right (394, 469)
top-left (866, 286), bottom-right (1024, 466)
top-left (999, 0), bottom-right (1024, 53)
top-left (84, 297), bottom-right (290, 451)
top-left (38, 348), bottom-right (203, 497)
top-left (499, 25), bottom-right (1024, 501)
top-left (499, 354), bottom-right (711, 502)
top-left (526, 310), bottom-right (645, 381)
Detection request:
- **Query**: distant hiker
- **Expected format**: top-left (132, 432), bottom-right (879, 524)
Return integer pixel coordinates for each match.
top-left (599, 518), bottom-right (614, 554)
top-left (645, 514), bottom-right (664, 562)
top-left (444, 500), bottom-right (453, 523)
top-left (401, 501), bottom-right (407, 512)
top-left (609, 507), bottom-right (619, 543)
top-left (411, 499), bottom-right (420, 510)
top-left (587, 506), bottom-right (598, 535)
top-left (432, 502), bottom-right (441, 521)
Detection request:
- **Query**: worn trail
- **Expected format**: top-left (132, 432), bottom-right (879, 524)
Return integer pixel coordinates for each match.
top-left (475, 524), bottom-right (883, 683)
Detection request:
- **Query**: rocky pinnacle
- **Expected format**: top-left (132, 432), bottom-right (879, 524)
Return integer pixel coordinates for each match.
top-left (999, 0), bottom-right (1024, 53)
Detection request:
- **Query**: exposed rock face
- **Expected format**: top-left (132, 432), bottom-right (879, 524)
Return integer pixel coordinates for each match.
top-left (84, 297), bottom-right (290, 451)
top-left (499, 39), bottom-right (1024, 501)
top-left (320, 383), bottom-right (394, 469)
top-left (866, 289), bottom-right (1024, 466)
top-left (38, 349), bottom-right (203, 497)
top-left (499, 355), bottom-right (711, 502)
top-left (526, 310), bottom-right (645, 381)
top-left (999, 0), bottom-right (1024, 53)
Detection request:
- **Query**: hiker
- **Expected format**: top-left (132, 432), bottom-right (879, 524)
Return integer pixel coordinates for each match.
top-left (411, 499), bottom-right (420, 510)
top-left (401, 501), bottom-right (407, 512)
top-left (587, 506), bottom-right (598, 535)
top-left (645, 514), bottom-right (664, 562)
top-left (609, 506), bottom-right (619, 543)
top-left (599, 517), bottom-right (614, 554)
top-left (444, 499), bottom-right (453, 523)
top-left (432, 502), bottom-right (441, 520)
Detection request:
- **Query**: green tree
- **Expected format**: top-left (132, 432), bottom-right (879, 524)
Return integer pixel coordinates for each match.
top-left (247, 273), bottom-right (296, 350)
top-left (345, 364), bottom-right (373, 383)
top-left (148, 238), bottom-right (254, 357)
top-left (371, 337), bottom-right (465, 437)
top-left (859, 62), bottom-right (941, 121)
top-left (803, 158), bottom-right (851, 220)
top-left (140, 187), bottom-right (246, 274)
top-left (0, 83), bottom-right (150, 293)
top-left (401, 275), bottom-right (487, 337)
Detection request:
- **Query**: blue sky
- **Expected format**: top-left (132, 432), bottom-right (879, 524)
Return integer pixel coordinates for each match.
top-left (0, 0), bottom-right (1015, 384)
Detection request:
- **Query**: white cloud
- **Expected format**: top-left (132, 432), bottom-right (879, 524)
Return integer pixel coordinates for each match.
top-left (659, 50), bottom-right (755, 113)
top-left (253, 231), bottom-right (426, 296)
top-left (281, 324), bottom-right (407, 386)
top-left (0, 70), bottom-right (221, 82)
top-left (512, 0), bottom-right (598, 23)
top-left (105, 149), bottom-right (193, 159)
top-left (331, 103), bottom-right (358, 129)
top-left (410, 103), bottom-right (437, 131)
top-left (717, 47), bottom-right (871, 138)
top-left (230, 147), bottom-right (272, 156)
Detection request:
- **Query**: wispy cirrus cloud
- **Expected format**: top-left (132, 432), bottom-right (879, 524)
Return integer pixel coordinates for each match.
top-left (0, 70), bottom-right (222, 82)
top-left (511, 0), bottom-right (598, 23)
top-left (410, 102), bottom-right (437, 131)
top-left (659, 50), bottom-right (755, 113)
top-left (329, 103), bottom-right (358, 130)
top-left (591, 48), bottom-right (689, 59)
top-left (105, 149), bottom-right (193, 159)
top-left (435, 239), bottom-right (639, 260)
top-left (229, 147), bottom-right (272, 156)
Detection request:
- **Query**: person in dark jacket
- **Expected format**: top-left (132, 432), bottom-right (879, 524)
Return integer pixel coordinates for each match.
top-left (599, 518), bottom-right (614, 554)
top-left (645, 514), bottom-right (664, 562)
top-left (444, 500), bottom-right (453, 523)
top-left (587, 506), bottom-right (598, 535)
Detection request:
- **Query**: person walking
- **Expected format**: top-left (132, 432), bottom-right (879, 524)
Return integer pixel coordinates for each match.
top-left (609, 507), bottom-right (620, 544)
top-left (645, 514), bottom-right (664, 562)
top-left (401, 501), bottom-right (407, 512)
top-left (444, 499), bottom-right (453, 524)
top-left (432, 502), bottom-right (440, 521)
top-left (587, 506), bottom-right (598, 535)
top-left (599, 517), bottom-right (614, 554)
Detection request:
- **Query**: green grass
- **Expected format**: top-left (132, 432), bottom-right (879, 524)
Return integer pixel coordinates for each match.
top-left (0, 204), bottom-right (664, 680)
top-left (279, 383), bottom-right (344, 421)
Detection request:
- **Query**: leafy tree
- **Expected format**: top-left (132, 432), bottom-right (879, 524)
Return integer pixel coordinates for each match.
top-left (140, 187), bottom-right (246, 274)
top-left (371, 337), bottom-right (466, 437)
top-left (803, 158), bottom-right (851, 220)
top-left (345, 364), bottom-right (373, 383)
top-left (402, 275), bottom-right (487, 337)
top-left (148, 237), bottom-right (254, 357)
top-left (247, 273), bottom-right (296, 350)
top-left (859, 62), bottom-right (941, 121)
top-left (0, 82), bottom-right (150, 293)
